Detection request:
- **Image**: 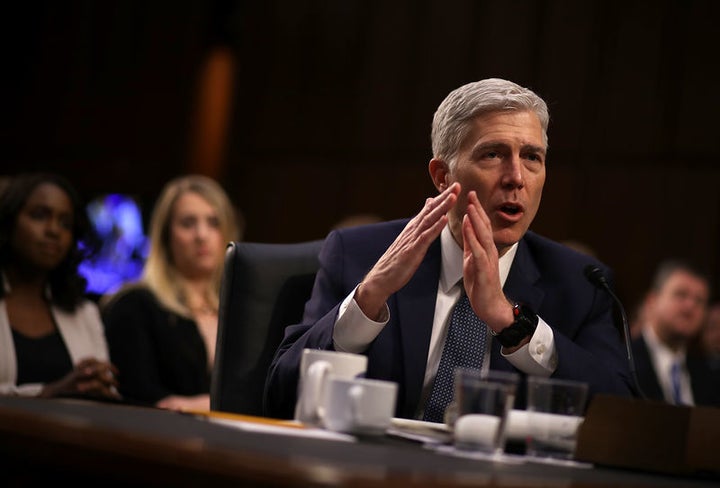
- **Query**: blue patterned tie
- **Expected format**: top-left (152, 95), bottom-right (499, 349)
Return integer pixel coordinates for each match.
top-left (670, 361), bottom-right (683, 405)
top-left (423, 292), bottom-right (487, 423)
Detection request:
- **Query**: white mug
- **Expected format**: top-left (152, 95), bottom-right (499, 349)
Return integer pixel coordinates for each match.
top-left (294, 349), bottom-right (367, 425)
top-left (322, 377), bottom-right (398, 435)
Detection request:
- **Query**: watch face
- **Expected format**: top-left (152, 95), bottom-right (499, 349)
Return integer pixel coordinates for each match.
top-left (497, 304), bottom-right (538, 347)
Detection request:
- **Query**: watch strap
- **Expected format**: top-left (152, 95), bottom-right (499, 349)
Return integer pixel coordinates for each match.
top-left (491, 302), bottom-right (538, 348)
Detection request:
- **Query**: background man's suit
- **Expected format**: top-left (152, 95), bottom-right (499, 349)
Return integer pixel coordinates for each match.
top-left (265, 219), bottom-right (634, 420)
top-left (632, 336), bottom-right (720, 407)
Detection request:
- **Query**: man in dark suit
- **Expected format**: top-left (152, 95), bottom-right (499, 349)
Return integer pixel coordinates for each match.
top-left (265, 78), bottom-right (634, 421)
top-left (632, 260), bottom-right (720, 407)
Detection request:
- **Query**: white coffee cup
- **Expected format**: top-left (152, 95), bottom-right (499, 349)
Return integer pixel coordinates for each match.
top-left (322, 377), bottom-right (398, 435)
top-left (295, 349), bottom-right (367, 425)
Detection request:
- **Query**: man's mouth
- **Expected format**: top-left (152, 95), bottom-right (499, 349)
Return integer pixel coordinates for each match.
top-left (500, 203), bottom-right (521, 215)
top-left (495, 202), bottom-right (525, 223)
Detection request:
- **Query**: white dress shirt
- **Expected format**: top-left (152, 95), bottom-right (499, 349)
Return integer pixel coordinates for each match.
top-left (332, 226), bottom-right (558, 394)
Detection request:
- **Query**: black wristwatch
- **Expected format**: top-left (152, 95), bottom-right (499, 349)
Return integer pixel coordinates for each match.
top-left (491, 303), bottom-right (538, 348)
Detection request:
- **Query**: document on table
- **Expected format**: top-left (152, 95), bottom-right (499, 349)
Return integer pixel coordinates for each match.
top-left (386, 417), bottom-right (453, 445)
top-left (188, 410), bottom-right (356, 442)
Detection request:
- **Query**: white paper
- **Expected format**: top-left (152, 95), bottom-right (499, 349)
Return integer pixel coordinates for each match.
top-left (208, 417), bottom-right (356, 442)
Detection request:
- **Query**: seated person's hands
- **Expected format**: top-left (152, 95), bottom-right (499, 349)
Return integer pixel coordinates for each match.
top-left (155, 394), bottom-right (210, 412)
top-left (40, 357), bottom-right (121, 400)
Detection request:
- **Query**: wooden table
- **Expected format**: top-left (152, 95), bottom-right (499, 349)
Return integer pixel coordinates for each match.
top-left (0, 396), bottom-right (716, 487)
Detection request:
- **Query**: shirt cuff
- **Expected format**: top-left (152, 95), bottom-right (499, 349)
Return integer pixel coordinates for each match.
top-left (501, 317), bottom-right (557, 376)
top-left (333, 285), bottom-right (388, 353)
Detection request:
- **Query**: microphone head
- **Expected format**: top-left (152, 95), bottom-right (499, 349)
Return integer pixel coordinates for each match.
top-left (584, 264), bottom-right (608, 288)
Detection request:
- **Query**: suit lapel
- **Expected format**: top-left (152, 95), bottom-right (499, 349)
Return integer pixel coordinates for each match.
top-left (634, 337), bottom-right (665, 401)
top-left (394, 238), bottom-right (441, 416)
top-left (503, 238), bottom-right (544, 309)
top-left (491, 237), bottom-right (545, 368)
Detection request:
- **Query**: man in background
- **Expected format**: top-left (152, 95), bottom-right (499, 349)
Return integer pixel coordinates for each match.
top-left (699, 302), bottom-right (720, 372)
top-left (632, 260), bottom-right (720, 406)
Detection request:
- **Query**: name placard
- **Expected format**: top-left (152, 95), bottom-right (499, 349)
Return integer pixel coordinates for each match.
top-left (576, 394), bottom-right (720, 479)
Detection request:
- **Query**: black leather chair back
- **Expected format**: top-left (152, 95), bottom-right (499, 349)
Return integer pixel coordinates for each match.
top-left (210, 239), bottom-right (324, 415)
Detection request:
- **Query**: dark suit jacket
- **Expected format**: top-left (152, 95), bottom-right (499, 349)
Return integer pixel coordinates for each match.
top-left (103, 287), bottom-right (211, 405)
top-left (264, 220), bottom-right (634, 419)
top-left (631, 335), bottom-right (720, 407)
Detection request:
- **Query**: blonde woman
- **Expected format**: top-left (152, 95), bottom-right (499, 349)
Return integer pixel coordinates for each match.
top-left (103, 175), bottom-right (239, 411)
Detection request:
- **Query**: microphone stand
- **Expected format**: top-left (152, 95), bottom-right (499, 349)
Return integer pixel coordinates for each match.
top-left (584, 265), bottom-right (647, 399)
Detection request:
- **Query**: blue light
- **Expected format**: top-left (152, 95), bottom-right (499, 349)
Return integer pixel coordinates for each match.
top-left (79, 193), bottom-right (149, 295)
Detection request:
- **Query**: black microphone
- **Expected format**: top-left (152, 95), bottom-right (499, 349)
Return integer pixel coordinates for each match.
top-left (584, 264), bottom-right (646, 399)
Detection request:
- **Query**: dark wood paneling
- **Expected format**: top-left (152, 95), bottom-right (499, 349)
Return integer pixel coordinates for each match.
top-left (2, 0), bottom-right (719, 307)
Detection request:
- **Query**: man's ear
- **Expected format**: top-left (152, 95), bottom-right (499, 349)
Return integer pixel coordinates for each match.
top-left (428, 158), bottom-right (450, 192)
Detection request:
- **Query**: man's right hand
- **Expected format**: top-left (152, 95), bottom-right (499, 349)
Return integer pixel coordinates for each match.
top-left (355, 182), bottom-right (460, 320)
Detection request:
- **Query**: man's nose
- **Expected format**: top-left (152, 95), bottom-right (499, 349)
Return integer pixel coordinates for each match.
top-left (501, 156), bottom-right (524, 189)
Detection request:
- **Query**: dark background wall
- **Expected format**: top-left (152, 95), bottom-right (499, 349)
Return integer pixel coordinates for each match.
top-left (2, 0), bottom-right (719, 310)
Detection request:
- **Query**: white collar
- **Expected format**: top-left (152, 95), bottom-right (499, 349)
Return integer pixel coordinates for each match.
top-left (642, 324), bottom-right (686, 365)
top-left (439, 226), bottom-right (519, 292)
